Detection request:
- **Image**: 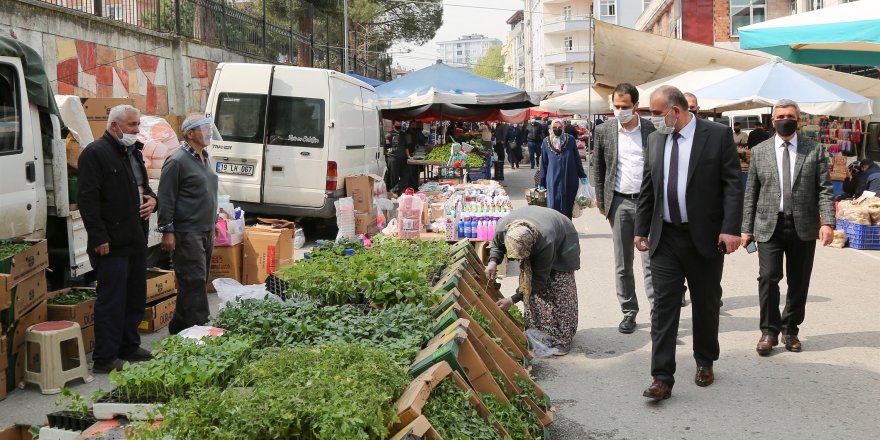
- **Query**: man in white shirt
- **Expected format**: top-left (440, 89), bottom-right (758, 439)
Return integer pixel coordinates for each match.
top-left (591, 83), bottom-right (656, 333)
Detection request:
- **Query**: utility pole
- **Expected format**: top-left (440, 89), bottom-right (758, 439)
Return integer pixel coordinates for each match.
top-left (343, 0), bottom-right (350, 72)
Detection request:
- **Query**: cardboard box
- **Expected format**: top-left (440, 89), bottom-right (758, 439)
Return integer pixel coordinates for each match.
top-left (1, 270), bottom-right (47, 323)
top-left (345, 174), bottom-right (380, 212)
top-left (88, 121), bottom-right (108, 142)
top-left (0, 239), bottom-right (49, 289)
top-left (0, 424), bottom-right (35, 440)
top-left (208, 244), bottom-right (243, 293)
top-left (47, 288), bottom-right (97, 328)
top-left (81, 97), bottom-right (135, 121)
top-left (0, 336), bottom-right (6, 371)
top-left (145, 269), bottom-right (176, 303)
top-left (389, 415), bottom-right (441, 440)
top-left (0, 370), bottom-right (6, 401)
top-left (243, 227), bottom-right (293, 285)
top-left (81, 324), bottom-right (95, 354)
top-left (9, 300), bottom-right (48, 355)
top-left (139, 295), bottom-right (177, 333)
top-left (355, 208), bottom-right (379, 235)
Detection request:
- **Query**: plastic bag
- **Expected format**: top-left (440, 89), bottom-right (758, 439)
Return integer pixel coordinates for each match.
top-left (214, 218), bottom-right (232, 246)
top-left (525, 328), bottom-right (559, 358)
top-left (335, 197), bottom-right (357, 240)
top-left (293, 228), bottom-right (306, 249)
top-left (138, 116), bottom-right (180, 170)
top-left (575, 177), bottom-right (597, 210)
top-left (212, 278), bottom-right (281, 308)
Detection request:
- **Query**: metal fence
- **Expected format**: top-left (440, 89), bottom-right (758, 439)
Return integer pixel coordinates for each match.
top-left (35, 0), bottom-right (390, 80)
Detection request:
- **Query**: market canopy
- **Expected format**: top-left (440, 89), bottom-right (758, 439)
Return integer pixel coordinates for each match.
top-left (739, 0), bottom-right (880, 66)
top-left (636, 65), bottom-right (743, 109)
top-left (345, 70), bottom-right (385, 87)
top-left (376, 61), bottom-right (537, 120)
top-left (591, 20), bottom-right (880, 99)
top-left (693, 59), bottom-right (873, 116)
top-left (536, 87), bottom-right (609, 115)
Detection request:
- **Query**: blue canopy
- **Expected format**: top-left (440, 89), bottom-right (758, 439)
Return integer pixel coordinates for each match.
top-left (375, 61), bottom-right (536, 117)
top-left (739, 0), bottom-right (880, 66)
top-left (345, 70), bottom-right (385, 87)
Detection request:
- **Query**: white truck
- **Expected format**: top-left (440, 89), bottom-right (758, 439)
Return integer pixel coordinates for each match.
top-left (0, 37), bottom-right (161, 283)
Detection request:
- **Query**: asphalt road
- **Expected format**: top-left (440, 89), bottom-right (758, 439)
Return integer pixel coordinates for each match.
top-left (2, 163), bottom-right (878, 440)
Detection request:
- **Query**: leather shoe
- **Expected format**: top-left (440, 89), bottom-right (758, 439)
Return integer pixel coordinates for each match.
top-left (756, 334), bottom-right (778, 356)
top-left (120, 347), bottom-right (153, 362)
top-left (92, 358), bottom-right (125, 374)
top-left (618, 315), bottom-right (636, 334)
top-left (694, 366), bottom-right (714, 387)
top-left (642, 378), bottom-right (671, 400)
top-left (783, 334), bottom-right (802, 352)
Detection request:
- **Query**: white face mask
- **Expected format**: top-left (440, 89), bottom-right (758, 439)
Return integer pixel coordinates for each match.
top-left (614, 108), bottom-right (635, 124)
top-left (120, 133), bottom-right (138, 147)
top-left (651, 109), bottom-right (676, 135)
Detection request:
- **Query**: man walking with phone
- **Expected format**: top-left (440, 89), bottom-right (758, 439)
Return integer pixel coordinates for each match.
top-left (741, 99), bottom-right (835, 356)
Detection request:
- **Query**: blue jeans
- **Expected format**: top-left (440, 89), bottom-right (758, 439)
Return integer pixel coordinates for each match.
top-left (527, 141), bottom-right (541, 167)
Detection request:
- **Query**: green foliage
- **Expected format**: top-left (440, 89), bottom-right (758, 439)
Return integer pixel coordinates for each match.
top-left (508, 304), bottom-right (526, 328)
top-left (0, 240), bottom-right (30, 261)
top-left (423, 380), bottom-right (502, 440)
top-left (54, 387), bottom-right (90, 416)
top-left (425, 145), bottom-right (485, 167)
top-left (480, 393), bottom-right (533, 440)
top-left (515, 376), bottom-right (549, 413)
top-left (470, 47), bottom-right (505, 80)
top-left (137, 345), bottom-right (409, 439)
top-left (48, 289), bottom-right (96, 305)
top-left (211, 298), bottom-right (433, 366)
top-left (108, 335), bottom-right (255, 403)
top-left (276, 237), bottom-right (450, 306)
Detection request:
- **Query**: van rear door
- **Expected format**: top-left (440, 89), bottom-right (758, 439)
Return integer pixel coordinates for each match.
top-left (0, 57), bottom-right (39, 238)
top-left (207, 64), bottom-right (272, 205)
top-left (261, 67), bottom-right (329, 208)
top-left (330, 77), bottom-right (369, 179)
top-left (360, 87), bottom-right (383, 175)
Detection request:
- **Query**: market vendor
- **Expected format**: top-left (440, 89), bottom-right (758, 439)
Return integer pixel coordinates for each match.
top-left (386, 122), bottom-right (409, 195)
top-left (485, 205), bottom-right (581, 356)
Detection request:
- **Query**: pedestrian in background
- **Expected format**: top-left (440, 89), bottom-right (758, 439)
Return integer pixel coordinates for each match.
top-left (78, 104), bottom-right (157, 372)
top-left (540, 119), bottom-right (587, 219)
top-left (592, 83), bottom-right (656, 334)
top-left (635, 85), bottom-right (742, 401)
top-left (494, 121), bottom-right (508, 180)
top-left (854, 159), bottom-right (880, 197)
top-left (684, 92), bottom-right (700, 115)
top-left (507, 123), bottom-right (523, 169)
top-left (742, 99), bottom-right (836, 356)
top-left (526, 117), bottom-right (544, 169)
top-left (486, 206), bottom-right (581, 356)
top-left (748, 121), bottom-right (771, 149)
top-left (385, 123), bottom-right (409, 195)
top-left (158, 114), bottom-right (220, 335)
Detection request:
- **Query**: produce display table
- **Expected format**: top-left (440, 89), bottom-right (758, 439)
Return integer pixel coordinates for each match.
top-left (408, 159), bottom-right (447, 183)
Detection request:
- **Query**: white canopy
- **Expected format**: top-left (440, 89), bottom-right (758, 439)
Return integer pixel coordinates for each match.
top-left (636, 65), bottom-right (743, 109)
top-left (536, 87), bottom-right (610, 115)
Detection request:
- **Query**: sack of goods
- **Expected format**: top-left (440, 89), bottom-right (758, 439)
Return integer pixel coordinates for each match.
top-left (829, 229), bottom-right (848, 248)
top-left (838, 197), bottom-right (880, 225)
top-left (525, 188), bottom-right (547, 207)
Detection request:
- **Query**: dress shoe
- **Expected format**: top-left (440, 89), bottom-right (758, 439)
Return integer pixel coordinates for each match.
top-left (756, 334), bottom-right (778, 356)
top-left (642, 378), bottom-right (671, 400)
top-left (783, 334), bottom-right (802, 352)
top-left (92, 358), bottom-right (125, 374)
top-left (120, 347), bottom-right (153, 362)
top-left (618, 315), bottom-right (636, 334)
top-left (681, 293), bottom-right (688, 307)
top-left (694, 366), bottom-right (714, 387)
top-left (552, 344), bottom-right (571, 356)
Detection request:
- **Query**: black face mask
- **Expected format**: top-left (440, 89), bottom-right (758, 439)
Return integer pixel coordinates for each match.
top-left (774, 119), bottom-right (798, 137)
top-left (552, 128), bottom-right (563, 136)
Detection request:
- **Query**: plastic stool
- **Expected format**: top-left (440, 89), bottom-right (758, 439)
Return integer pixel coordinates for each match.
top-left (23, 321), bottom-right (94, 394)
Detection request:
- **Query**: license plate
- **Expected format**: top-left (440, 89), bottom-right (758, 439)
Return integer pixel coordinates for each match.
top-left (216, 162), bottom-right (255, 176)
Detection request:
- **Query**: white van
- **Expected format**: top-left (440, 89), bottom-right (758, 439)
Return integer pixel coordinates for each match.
top-left (204, 64), bottom-right (384, 218)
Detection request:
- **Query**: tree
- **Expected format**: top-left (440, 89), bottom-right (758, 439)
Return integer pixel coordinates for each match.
top-left (470, 47), bottom-right (504, 81)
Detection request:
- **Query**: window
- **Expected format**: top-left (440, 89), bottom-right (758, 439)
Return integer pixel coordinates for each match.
top-left (600, 0), bottom-right (616, 16)
top-left (806, 0), bottom-right (823, 10)
top-left (563, 36), bottom-right (573, 51)
top-left (563, 66), bottom-right (575, 82)
top-left (562, 5), bottom-right (572, 20)
top-left (730, 0), bottom-right (766, 36)
top-left (107, 5), bottom-right (124, 20)
top-left (0, 64), bottom-right (22, 155)
top-left (215, 93), bottom-right (267, 143)
top-left (790, 0), bottom-right (797, 14)
top-left (267, 97), bottom-right (325, 148)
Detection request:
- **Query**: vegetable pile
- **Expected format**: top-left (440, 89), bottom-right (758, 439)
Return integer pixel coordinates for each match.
top-left (0, 240), bottom-right (31, 261)
top-left (48, 289), bottom-right (97, 305)
top-left (424, 144), bottom-right (486, 167)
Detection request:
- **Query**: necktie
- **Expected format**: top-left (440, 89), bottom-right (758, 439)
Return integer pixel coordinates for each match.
top-left (668, 133), bottom-right (682, 224)
top-left (782, 142), bottom-right (792, 215)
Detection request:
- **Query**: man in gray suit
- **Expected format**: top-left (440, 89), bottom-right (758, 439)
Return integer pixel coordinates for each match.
top-left (592, 83), bottom-right (656, 334)
top-left (741, 99), bottom-right (835, 356)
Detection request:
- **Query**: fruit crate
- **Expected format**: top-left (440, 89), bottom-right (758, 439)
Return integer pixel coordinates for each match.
top-left (836, 219), bottom-right (880, 250)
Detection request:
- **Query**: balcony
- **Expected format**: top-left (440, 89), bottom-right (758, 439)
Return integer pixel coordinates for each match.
top-left (544, 15), bottom-right (593, 34)
top-left (544, 46), bottom-right (592, 65)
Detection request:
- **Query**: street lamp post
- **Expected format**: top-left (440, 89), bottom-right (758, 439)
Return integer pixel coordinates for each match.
top-left (343, 0), bottom-right (350, 72)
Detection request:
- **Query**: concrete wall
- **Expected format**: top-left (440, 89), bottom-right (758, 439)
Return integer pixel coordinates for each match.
top-left (0, 0), bottom-right (263, 118)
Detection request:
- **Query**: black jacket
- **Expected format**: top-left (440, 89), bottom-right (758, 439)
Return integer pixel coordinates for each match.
top-left (525, 122), bottom-right (544, 142)
top-left (78, 131), bottom-right (156, 256)
top-left (747, 128), bottom-right (770, 149)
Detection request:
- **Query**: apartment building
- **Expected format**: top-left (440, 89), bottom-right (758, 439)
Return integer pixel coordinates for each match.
top-left (436, 34), bottom-right (503, 68)
top-left (502, 10), bottom-right (527, 89)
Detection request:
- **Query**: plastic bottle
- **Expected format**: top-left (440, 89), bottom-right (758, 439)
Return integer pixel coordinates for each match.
top-left (477, 218), bottom-right (486, 240)
top-left (468, 215), bottom-right (477, 239)
top-left (458, 212), bottom-right (466, 239)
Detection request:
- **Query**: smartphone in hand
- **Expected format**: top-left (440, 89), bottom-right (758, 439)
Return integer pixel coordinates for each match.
top-left (746, 241), bottom-right (758, 254)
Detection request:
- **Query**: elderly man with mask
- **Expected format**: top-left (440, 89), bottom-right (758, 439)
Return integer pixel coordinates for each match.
top-left (157, 114), bottom-right (220, 335)
top-left (78, 105), bottom-right (157, 373)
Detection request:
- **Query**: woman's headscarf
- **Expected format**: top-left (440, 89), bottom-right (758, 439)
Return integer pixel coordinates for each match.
top-left (548, 118), bottom-right (566, 153)
top-left (505, 220), bottom-right (539, 304)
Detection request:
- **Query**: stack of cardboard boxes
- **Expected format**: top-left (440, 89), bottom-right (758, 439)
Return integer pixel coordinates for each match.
top-left (81, 98), bottom-right (136, 142)
top-left (47, 288), bottom-right (97, 357)
top-left (1, 240), bottom-right (50, 400)
top-left (138, 270), bottom-right (177, 333)
top-left (346, 175), bottom-right (382, 235)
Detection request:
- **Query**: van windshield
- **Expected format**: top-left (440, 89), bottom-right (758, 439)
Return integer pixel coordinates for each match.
top-left (215, 93), bottom-right (266, 143)
top-left (267, 97), bottom-right (325, 148)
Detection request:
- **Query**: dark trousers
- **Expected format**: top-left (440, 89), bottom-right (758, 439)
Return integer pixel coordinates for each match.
top-left (528, 141), bottom-right (541, 167)
top-left (387, 156), bottom-right (409, 194)
top-left (757, 214), bottom-right (816, 337)
top-left (92, 252), bottom-right (147, 363)
top-left (650, 223), bottom-right (724, 387)
top-left (169, 231), bottom-right (213, 334)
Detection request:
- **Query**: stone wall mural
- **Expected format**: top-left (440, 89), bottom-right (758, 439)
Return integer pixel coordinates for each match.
top-left (190, 58), bottom-right (218, 113)
top-left (55, 37), bottom-right (169, 115)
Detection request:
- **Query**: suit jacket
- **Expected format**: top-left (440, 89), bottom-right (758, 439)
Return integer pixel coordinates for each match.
top-left (741, 136), bottom-right (835, 242)
top-left (591, 117), bottom-right (656, 216)
top-left (636, 117), bottom-right (743, 259)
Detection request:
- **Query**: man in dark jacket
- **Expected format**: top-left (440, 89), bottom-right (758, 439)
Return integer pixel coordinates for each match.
top-left (493, 122), bottom-right (508, 180)
top-left (855, 159), bottom-right (880, 197)
top-left (747, 121), bottom-right (771, 149)
top-left (78, 105), bottom-right (157, 373)
top-left (525, 118), bottom-right (545, 169)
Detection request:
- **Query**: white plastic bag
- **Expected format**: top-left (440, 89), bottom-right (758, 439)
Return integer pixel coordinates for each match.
top-left (525, 328), bottom-right (559, 358)
top-left (212, 278), bottom-right (281, 308)
top-left (575, 177), bottom-right (597, 210)
top-left (335, 197), bottom-right (357, 240)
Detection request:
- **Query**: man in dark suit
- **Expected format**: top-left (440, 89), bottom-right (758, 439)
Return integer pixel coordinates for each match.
top-left (634, 86), bottom-right (743, 400)
top-left (742, 99), bottom-right (835, 356)
top-left (78, 105), bottom-right (157, 373)
top-left (748, 122), bottom-right (771, 149)
top-left (592, 83), bottom-right (656, 334)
